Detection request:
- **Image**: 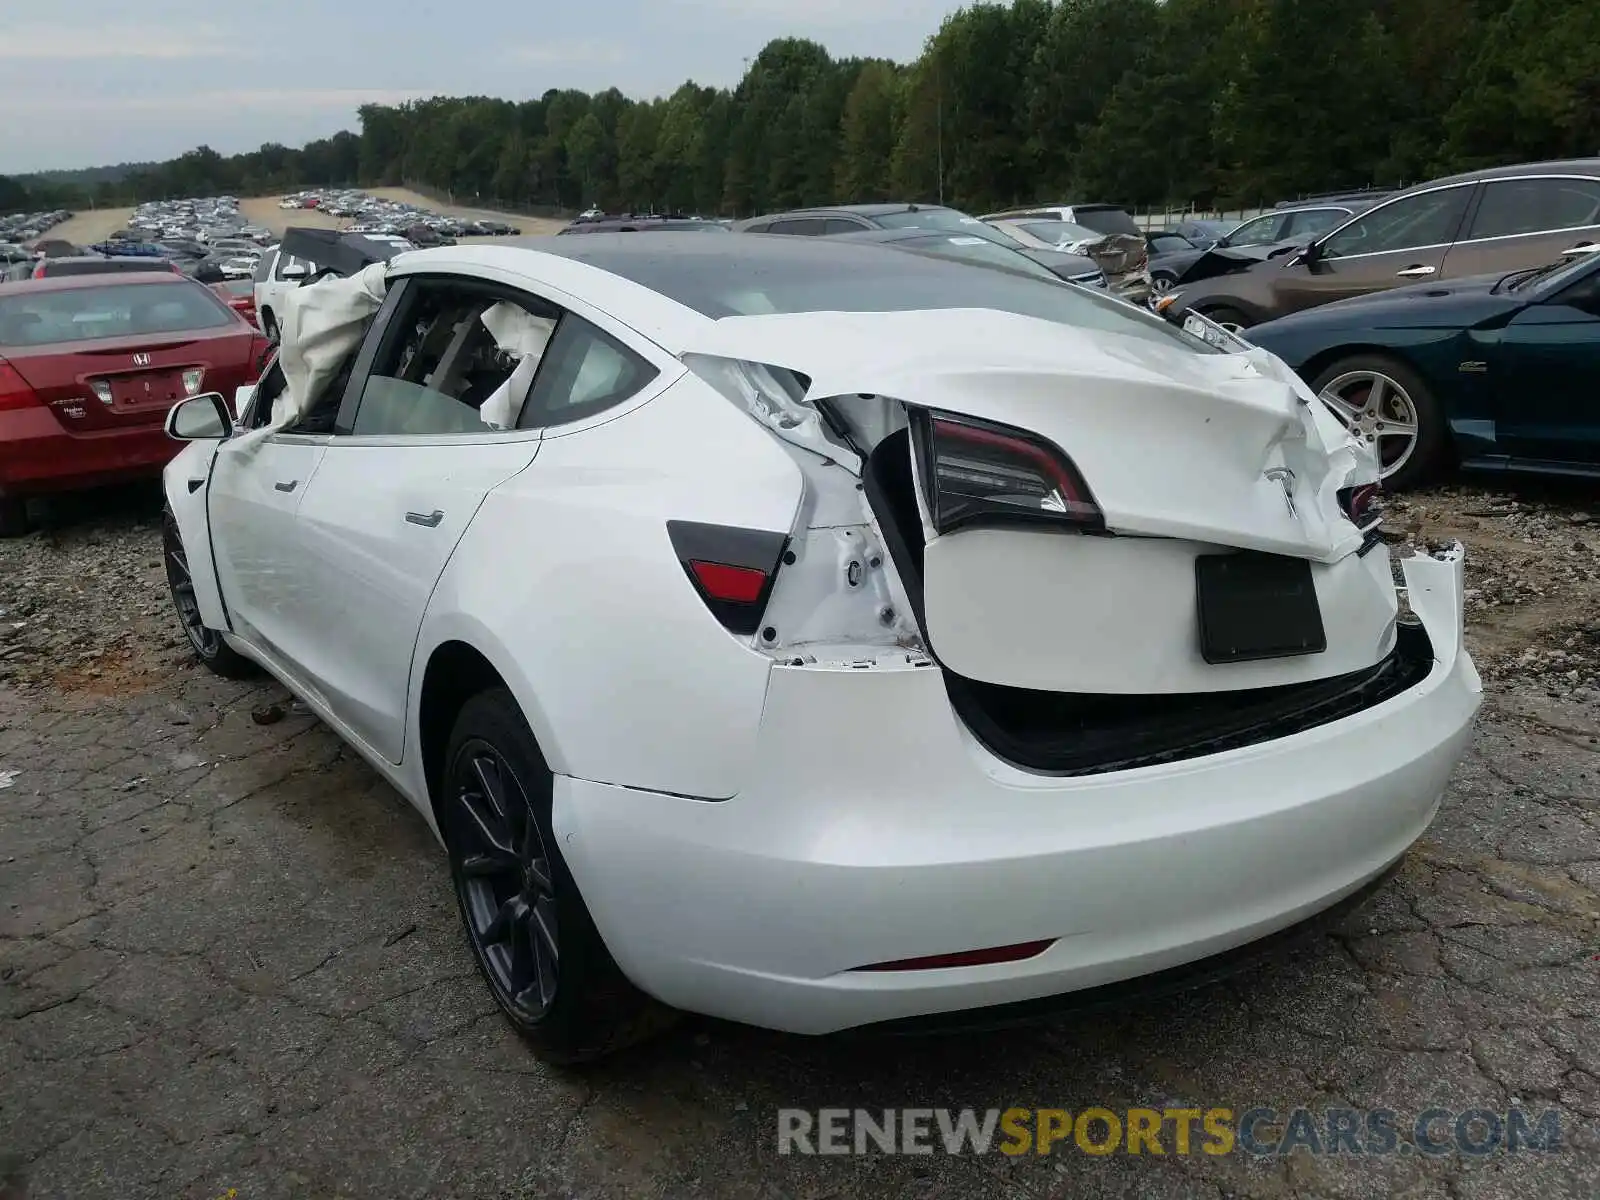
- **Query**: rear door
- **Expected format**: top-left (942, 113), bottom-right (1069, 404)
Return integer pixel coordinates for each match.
top-left (1274, 184), bottom-right (1476, 313)
top-left (1448, 175), bottom-right (1600, 277)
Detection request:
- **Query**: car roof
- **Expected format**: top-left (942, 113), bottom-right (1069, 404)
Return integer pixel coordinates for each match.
top-left (1402, 158), bottom-right (1600, 191)
top-left (0, 270), bottom-right (191, 296)
top-left (751, 203), bottom-right (954, 220)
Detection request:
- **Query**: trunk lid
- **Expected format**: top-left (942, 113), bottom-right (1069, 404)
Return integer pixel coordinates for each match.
top-left (5, 325), bottom-right (258, 433)
top-left (689, 308), bottom-right (1387, 696)
top-left (685, 307), bottom-right (1369, 561)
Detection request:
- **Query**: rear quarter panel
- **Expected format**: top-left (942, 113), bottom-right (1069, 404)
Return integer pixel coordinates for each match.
top-left (409, 375), bottom-right (805, 800)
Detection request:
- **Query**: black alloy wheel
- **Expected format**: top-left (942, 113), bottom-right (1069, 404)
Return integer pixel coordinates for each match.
top-left (448, 737), bottom-right (561, 1020)
top-left (162, 509), bottom-right (256, 678)
top-left (441, 689), bottom-right (674, 1062)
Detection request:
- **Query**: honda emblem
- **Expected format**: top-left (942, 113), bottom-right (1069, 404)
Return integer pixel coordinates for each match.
top-left (132, 352), bottom-right (151, 366)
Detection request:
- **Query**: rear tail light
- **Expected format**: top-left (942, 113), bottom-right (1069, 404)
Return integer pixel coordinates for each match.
top-left (31, 262), bottom-right (44, 279)
top-left (182, 368), bottom-right (205, 396)
top-left (666, 519), bottom-right (787, 635)
top-left (911, 409), bottom-right (1103, 535)
top-left (855, 939), bottom-right (1056, 972)
top-left (1338, 482), bottom-right (1384, 531)
top-left (0, 361), bottom-right (41, 412)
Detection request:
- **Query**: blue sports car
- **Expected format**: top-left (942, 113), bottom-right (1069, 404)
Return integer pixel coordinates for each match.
top-left (1245, 250), bottom-right (1600, 489)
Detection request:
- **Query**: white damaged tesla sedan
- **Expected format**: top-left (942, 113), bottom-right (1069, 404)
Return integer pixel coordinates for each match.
top-left (159, 234), bottom-right (1481, 1062)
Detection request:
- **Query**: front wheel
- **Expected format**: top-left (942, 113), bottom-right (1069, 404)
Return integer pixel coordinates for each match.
top-left (1310, 354), bottom-right (1448, 491)
top-left (442, 689), bottom-right (674, 1063)
top-left (162, 510), bottom-right (257, 678)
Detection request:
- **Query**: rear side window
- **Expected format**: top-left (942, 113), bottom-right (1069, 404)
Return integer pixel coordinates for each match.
top-left (254, 253), bottom-right (275, 284)
top-left (1467, 177), bottom-right (1600, 240)
top-left (0, 281), bottom-right (232, 346)
top-left (765, 219), bottom-right (827, 236)
top-left (519, 314), bottom-right (658, 429)
top-left (823, 219), bottom-right (867, 235)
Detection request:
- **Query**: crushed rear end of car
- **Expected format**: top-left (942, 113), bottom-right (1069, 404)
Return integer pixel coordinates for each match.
top-left (551, 303), bottom-right (1482, 1035)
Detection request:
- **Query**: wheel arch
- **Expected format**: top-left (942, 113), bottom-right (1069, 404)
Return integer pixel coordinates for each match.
top-left (411, 624), bottom-right (569, 832)
top-left (1299, 341), bottom-right (1415, 393)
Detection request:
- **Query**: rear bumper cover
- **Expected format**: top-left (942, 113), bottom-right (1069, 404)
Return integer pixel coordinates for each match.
top-left (0, 407), bottom-right (175, 496)
top-left (555, 548), bottom-right (1481, 1035)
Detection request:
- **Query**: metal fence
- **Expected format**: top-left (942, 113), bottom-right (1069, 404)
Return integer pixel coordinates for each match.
top-left (400, 181), bottom-right (571, 221)
top-left (1130, 206), bottom-right (1268, 232)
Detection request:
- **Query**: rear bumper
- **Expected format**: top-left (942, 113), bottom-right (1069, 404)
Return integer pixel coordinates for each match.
top-left (555, 549), bottom-right (1481, 1035)
top-left (0, 407), bottom-right (175, 497)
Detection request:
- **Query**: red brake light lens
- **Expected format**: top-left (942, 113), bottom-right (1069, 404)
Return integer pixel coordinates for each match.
top-left (855, 939), bottom-right (1056, 972)
top-left (1338, 482), bottom-right (1383, 531)
top-left (689, 560), bottom-right (768, 604)
top-left (0, 361), bottom-right (40, 412)
top-left (912, 409), bottom-right (1103, 535)
top-left (667, 520), bottom-right (788, 636)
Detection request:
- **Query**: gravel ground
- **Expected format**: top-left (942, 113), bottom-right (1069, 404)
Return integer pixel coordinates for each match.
top-left (2, 477), bottom-right (1598, 1199)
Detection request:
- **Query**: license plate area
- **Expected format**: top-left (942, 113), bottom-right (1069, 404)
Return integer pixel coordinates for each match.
top-left (109, 371), bottom-right (184, 410)
top-left (1195, 551), bottom-right (1326, 664)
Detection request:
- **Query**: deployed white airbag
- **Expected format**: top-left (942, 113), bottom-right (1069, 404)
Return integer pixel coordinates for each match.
top-left (275, 262), bottom-right (390, 430)
top-left (477, 301), bottom-right (556, 429)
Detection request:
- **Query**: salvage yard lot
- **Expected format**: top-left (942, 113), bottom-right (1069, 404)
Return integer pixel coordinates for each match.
top-left (43, 189), bottom-right (563, 249)
top-left (2, 480), bottom-right (1599, 1198)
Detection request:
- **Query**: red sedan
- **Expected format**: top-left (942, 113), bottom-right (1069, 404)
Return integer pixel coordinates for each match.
top-left (0, 273), bottom-right (269, 536)
top-left (209, 278), bottom-right (260, 328)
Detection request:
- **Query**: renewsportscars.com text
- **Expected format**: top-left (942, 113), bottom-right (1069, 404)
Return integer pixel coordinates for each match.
top-left (777, 1106), bottom-right (1562, 1157)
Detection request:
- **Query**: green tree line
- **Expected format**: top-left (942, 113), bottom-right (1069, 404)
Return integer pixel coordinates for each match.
top-left (5, 0), bottom-right (1598, 219)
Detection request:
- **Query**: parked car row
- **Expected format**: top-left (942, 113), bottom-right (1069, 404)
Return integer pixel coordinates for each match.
top-left (0, 209), bottom-right (73, 244)
top-left (279, 189), bottom-right (521, 239)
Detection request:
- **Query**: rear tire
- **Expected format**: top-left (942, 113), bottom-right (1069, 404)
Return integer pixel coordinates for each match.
top-left (0, 497), bottom-right (30, 539)
top-left (442, 688), bottom-right (675, 1064)
top-left (162, 509), bottom-right (257, 678)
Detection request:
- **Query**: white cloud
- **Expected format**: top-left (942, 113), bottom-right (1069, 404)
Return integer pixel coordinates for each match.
top-left (504, 39), bottom-right (628, 66)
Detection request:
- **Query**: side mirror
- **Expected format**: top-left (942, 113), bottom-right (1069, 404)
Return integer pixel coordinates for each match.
top-left (281, 264), bottom-right (308, 280)
top-left (165, 392), bottom-right (233, 441)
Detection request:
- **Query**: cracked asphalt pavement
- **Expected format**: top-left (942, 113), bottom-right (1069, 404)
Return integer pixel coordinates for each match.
top-left (2, 485), bottom-right (1598, 1199)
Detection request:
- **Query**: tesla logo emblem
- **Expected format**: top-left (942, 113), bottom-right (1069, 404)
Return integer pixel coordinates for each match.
top-left (1263, 467), bottom-right (1297, 517)
top-left (132, 353), bottom-right (151, 366)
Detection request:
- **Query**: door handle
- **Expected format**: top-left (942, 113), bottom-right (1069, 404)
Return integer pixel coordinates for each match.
top-left (274, 479), bottom-right (299, 493)
top-left (1395, 265), bottom-right (1436, 278)
top-left (405, 509), bottom-right (444, 528)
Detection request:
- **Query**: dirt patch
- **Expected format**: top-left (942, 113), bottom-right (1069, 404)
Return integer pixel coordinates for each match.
top-left (1387, 481), bottom-right (1600, 695)
top-left (36, 206), bottom-right (136, 248)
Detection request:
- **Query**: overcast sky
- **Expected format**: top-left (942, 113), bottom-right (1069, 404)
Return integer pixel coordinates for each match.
top-left (2, 0), bottom-right (968, 173)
